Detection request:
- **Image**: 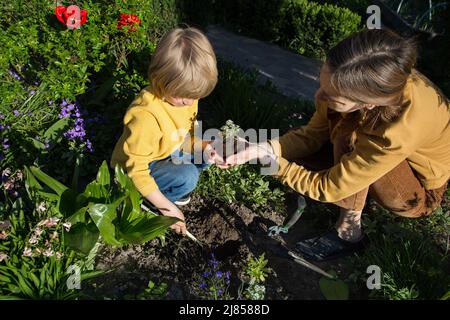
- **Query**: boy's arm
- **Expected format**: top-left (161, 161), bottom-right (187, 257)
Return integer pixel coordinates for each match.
top-left (145, 190), bottom-right (187, 235)
top-left (123, 111), bottom-right (162, 196)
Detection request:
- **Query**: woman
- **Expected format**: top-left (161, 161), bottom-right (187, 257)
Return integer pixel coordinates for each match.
top-left (226, 29), bottom-right (450, 261)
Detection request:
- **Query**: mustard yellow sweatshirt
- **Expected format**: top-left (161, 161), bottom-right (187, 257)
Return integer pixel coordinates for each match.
top-left (269, 75), bottom-right (450, 202)
top-left (110, 86), bottom-right (202, 197)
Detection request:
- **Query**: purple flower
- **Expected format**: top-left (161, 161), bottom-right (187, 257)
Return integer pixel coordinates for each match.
top-left (0, 153), bottom-right (3, 161)
top-left (60, 99), bottom-right (68, 107)
top-left (48, 100), bottom-right (53, 105)
top-left (3, 139), bottom-right (10, 150)
top-left (199, 282), bottom-right (207, 289)
top-left (217, 289), bottom-right (223, 295)
top-left (215, 271), bottom-right (223, 278)
top-left (0, 125), bottom-right (4, 130)
top-left (13, 110), bottom-right (20, 116)
top-left (0, 113), bottom-right (4, 120)
top-left (8, 68), bottom-right (24, 81)
top-left (29, 90), bottom-right (36, 95)
top-left (203, 271), bottom-right (211, 278)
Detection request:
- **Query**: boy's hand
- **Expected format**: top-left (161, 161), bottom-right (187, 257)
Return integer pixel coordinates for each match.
top-left (204, 142), bottom-right (230, 169)
top-left (163, 206), bottom-right (187, 236)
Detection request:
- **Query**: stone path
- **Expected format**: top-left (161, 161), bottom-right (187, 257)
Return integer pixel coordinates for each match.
top-left (206, 25), bottom-right (322, 101)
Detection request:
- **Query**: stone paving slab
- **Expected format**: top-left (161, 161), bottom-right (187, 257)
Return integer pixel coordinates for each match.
top-left (206, 25), bottom-right (322, 101)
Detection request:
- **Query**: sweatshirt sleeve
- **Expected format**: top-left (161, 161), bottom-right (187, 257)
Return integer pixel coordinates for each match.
top-left (123, 110), bottom-right (162, 197)
top-left (273, 131), bottom-right (412, 202)
top-left (269, 100), bottom-right (330, 161)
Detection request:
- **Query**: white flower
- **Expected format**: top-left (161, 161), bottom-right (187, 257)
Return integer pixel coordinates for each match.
top-left (1, 168), bottom-right (11, 178)
top-left (50, 231), bottom-right (59, 240)
top-left (0, 231), bottom-right (8, 240)
top-left (43, 248), bottom-right (54, 257)
top-left (23, 247), bottom-right (33, 257)
top-left (55, 252), bottom-right (64, 260)
top-left (34, 227), bottom-right (43, 237)
top-left (62, 222), bottom-right (72, 232)
top-left (36, 202), bottom-right (47, 213)
top-left (38, 217), bottom-right (60, 228)
top-left (28, 235), bottom-right (39, 244)
top-left (0, 252), bottom-right (8, 262)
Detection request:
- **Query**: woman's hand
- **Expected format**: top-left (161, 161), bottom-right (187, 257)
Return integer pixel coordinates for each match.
top-left (226, 142), bottom-right (275, 166)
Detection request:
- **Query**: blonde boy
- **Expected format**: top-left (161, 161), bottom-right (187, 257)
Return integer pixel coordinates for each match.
top-left (111, 27), bottom-right (221, 235)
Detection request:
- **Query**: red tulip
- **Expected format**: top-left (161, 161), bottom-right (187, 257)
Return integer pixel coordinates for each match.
top-left (55, 5), bottom-right (88, 29)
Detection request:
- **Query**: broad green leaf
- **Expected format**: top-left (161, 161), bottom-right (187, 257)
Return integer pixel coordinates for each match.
top-left (23, 166), bottom-right (43, 199)
top-left (30, 166), bottom-right (68, 196)
top-left (114, 164), bottom-right (132, 190)
top-left (64, 223), bottom-right (100, 255)
top-left (88, 201), bottom-right (123, 246)
top-left (43, 117), bottom-right (70, 142)
top-left (83, 181), bottom-right (109, 202)
top-left (31, 138), bottom-right (47, 150)
top-left (118, 215), bottom-right (177, 245)
top-left (96, 160), bottom-right (111, 188)
top-left (58, 188), bottom-right (78, 217)
top-left (319, 276), bottom-right (349, 300)
top-left (67, 206), bottom-right (88, 225)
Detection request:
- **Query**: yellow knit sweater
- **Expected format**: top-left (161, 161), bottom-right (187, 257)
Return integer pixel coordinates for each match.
top-left (269, 75), bottom-right (450, 202)
top-left (110, 86), bottom-right (201, 197)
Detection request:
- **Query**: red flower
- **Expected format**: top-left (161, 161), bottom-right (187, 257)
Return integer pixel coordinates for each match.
top-left (55, 5), bottom-right (88, 29)
top-left (117, 13), bottom-right (141, 32)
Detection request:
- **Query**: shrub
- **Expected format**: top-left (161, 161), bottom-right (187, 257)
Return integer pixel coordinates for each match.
top-left (278, 0), bottom-right (362, 59)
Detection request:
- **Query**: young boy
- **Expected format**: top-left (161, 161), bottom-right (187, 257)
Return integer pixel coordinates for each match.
top-left (111, 27), bottom-right (222, 236)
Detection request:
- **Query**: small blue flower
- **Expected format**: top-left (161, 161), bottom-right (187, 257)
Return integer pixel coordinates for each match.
top-left (13, 110), bottom-right (20, 116)
top-left (60, 99), bottom-right (68, 107)
top-left (199, 282), bottom-right (207, 289)
top-left (203, 271), bottom-right (211, 278)
top-left (218, 289), bottom-right (223, 295)
top-left (48, 100), bottom-right (53, 105)
top-left (215, 271), bottom-right (223, 278)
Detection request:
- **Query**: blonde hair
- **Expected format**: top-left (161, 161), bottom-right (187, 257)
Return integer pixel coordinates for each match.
top-left (148, 27), bottom-right (218, 100)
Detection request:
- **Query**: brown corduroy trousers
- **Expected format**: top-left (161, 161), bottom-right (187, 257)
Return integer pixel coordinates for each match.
top-left (294, 139), bottom-right (448, 218)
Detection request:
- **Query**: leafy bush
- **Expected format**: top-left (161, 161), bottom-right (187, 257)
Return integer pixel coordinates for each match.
top-left (24, 161), bottom-right (177, 255)
top-left (180, 0), bottom-right (362, 60)
top-left (277, 0), bottom-right (362, 59)
top-left (0, 0), bottom-right (179, 183)
top-left (195, 164), bottom-right (285, 212)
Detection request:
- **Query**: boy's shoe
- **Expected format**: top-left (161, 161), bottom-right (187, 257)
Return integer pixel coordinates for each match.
top-left (294, 229), bottom-right (367, 262)
top-left (174, 195), bottom-right (191, 206)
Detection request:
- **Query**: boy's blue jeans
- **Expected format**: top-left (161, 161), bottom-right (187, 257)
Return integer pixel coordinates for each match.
top-left (148, 150), bottom-right (209, 203)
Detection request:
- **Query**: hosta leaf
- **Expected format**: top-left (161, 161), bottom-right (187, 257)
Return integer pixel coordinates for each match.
top-left (118, 214), bottom-right (177, 245)
top-left (96, 160), bottom-right (111, 188)
top-left (88, 200), bottom-right (123, 246)
top-left (64, 222), bottom-right (100, 255)
top-left (319, 276), bottom-right (349, 300)
top-left (30, 166), bottom-right (68, 196)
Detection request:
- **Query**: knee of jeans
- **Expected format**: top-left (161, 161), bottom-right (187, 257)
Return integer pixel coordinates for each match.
top-left (178, 164), bottom-right (200, 191)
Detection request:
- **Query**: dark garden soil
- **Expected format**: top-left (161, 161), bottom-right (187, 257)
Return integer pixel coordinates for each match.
top-left (84, 192), bottom-right (357, 300)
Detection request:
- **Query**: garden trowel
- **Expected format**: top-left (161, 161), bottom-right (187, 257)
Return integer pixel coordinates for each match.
top-left (268, 195), bottom-right (306, 237)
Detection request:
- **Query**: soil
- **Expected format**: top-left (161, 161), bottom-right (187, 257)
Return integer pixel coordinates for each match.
top-left (83, 191), bottom-right (357, 300)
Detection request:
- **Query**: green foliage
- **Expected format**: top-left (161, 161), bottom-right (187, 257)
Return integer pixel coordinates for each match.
top-left (196, 165), bottom-right (285, 212)
top-left (24, 161), bottom-right (178, 255)
top-left (278, 0), bottom-right (363, 59)
top-left (202, 61), bottom-right (314, 133)
top-left (240, 254), bottom-right (271, 300)
top-left (319, 271), bottom-right (349, 300)
top-left (350, 205), bottom-right (450, 300)
top-left (244, 253), bottom-right (270, 284)
top-left (180, 0), bottom-right (362, 60)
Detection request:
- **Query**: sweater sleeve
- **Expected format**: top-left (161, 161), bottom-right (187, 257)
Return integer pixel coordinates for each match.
top-left (273, 132), bottom-right (412, 202)
top-left (123, 111), bottom-right (162, 197)
top-left (269, 100), bottom-right (330, 161)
